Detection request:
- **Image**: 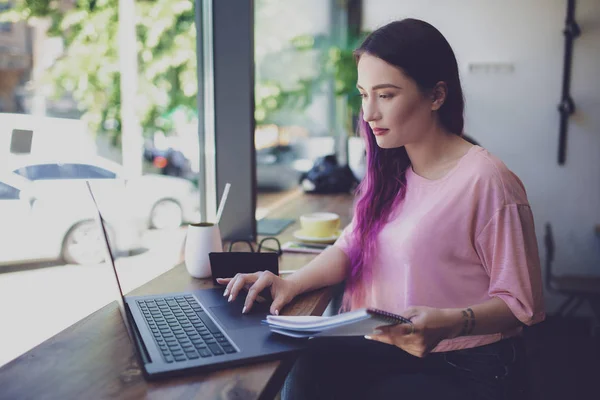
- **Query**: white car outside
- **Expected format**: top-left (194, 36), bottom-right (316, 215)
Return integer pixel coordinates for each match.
top-left (0, 172), bottom-right (144, 265)
top-left (6, 155), bottom-right (201, 230)
top-left (0, 113), bottom-right (96, 159)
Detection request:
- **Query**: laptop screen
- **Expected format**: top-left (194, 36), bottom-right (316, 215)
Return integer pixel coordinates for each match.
top-left (85, 181), bottom-right (135, 343)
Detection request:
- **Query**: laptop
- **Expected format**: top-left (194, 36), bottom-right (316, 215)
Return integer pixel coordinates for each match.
top-left (85, 182), bottom-right (306, 379)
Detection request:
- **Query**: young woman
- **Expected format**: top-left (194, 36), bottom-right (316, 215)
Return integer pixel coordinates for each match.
top-left (218, 18), bottom-right (544, 399)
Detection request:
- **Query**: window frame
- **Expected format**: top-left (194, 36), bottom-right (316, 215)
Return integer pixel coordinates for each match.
top-left (195, 0), bottom-right (256, 241)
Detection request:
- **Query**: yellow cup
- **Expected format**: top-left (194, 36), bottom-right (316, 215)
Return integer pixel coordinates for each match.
top-left (299, 212), bottom-right (340, 238)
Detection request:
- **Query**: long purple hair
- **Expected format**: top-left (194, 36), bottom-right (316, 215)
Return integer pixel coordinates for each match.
top-left (342, 19), bottom-right (465, 310)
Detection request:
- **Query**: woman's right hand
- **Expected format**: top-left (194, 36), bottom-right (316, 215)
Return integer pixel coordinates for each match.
top-left (216, 271), bottom-right (300, 315)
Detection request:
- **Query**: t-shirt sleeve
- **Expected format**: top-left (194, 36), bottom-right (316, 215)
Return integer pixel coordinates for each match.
top-left (475, 204), bottom-right (546, 326)
top-left (333, 217), bottom-right (355, 257)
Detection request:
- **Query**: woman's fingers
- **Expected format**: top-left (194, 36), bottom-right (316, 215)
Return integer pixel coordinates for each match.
top-left (243, 272), bottom-right (273, 313)
top-left (364, 332), bottom-right (393, 345)
top-left (390, 322), bottom-right (415, 336)
top-left (216, 277), bottom-right (232, 292)
top-left (217, 272), bottom-right (287, 314)
top-left (222, 276), bottom-right (238, 297)
top-left (269, 293), bottom-right (290, 316)
top-left (228, 273), bottom-right (257, 302)
top-left (366, 323), bottom-right (415, 344)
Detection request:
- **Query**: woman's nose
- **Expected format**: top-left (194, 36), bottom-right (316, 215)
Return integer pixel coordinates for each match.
top-left (362, 99), bottom-right (380, 122)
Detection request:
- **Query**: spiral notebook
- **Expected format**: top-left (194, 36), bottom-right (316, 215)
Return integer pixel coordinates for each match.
top-left (264, 308), bottom-right (412, 338)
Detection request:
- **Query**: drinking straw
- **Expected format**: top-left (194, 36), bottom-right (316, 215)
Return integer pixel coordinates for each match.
top-left (215, 183), bottom-right (231, 224)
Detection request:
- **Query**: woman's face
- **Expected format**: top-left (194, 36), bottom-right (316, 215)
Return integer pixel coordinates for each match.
top-left (357, 54), bottom-right (434, 149)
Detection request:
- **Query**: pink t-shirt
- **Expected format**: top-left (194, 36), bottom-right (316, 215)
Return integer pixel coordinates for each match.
top-left (334, 145), bottom-right (545, 352)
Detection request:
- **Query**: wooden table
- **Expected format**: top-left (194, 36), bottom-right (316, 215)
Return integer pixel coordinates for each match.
top-left (0, 192), bottom-right (354, 399)
top-left (255, 191), bottom-right (354, 272)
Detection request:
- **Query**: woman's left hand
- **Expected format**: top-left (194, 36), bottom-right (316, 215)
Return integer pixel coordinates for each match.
top-left (366, 306), bottom-right (458, 358)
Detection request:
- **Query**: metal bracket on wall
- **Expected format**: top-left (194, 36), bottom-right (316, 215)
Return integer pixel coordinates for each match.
top-left (557, 0), bottom-right (581, 165)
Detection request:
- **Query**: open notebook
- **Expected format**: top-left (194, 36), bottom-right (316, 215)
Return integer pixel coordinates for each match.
top-left (264, 308), bottom-right (412, 338)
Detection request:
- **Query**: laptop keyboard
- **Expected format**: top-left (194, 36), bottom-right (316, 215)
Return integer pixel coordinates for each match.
top-left (137, 295), bottom-right (238, 363)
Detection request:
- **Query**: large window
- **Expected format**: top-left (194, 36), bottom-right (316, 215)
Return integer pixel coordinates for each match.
top-left (254, 0), bottom-right (334, 203)
top-left (0, 0), bottom-right (340, 368)
top-left (0, 0), bottom-right (203, 367)
top-left (253, 0), bottom-right (363, 220)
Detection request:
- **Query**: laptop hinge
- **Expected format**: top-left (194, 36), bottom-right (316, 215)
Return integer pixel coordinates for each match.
top-left (126, 303), bottom-right (152, 365)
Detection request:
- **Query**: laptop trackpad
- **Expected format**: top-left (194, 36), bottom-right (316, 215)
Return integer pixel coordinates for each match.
top-left (209, 301), bottom-right (270, 330)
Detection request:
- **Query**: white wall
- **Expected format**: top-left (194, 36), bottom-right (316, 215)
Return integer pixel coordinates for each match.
top-left (363, 0), bottom-right (600, 313)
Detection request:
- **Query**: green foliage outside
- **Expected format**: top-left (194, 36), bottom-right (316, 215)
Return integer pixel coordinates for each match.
top-left (1, 0), bottom-right (197, 145)
top-left (256, 31), bottom-right (368, 133)
top-left (0, 0), bottom-right (367, 143)
top-left (291, 32), bottom-right (369, 132)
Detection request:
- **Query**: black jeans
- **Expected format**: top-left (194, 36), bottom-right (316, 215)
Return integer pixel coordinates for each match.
top-left (281, 336), bottom-right (528, 400)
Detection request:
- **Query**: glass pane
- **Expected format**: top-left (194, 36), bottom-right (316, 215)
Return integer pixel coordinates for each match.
top-left (254, 0), bottom-right (335, 219)
top-left (0, 0), bottom-right (204, 367)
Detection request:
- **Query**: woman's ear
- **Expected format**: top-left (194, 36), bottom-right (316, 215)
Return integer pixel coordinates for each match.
top-left (431, 82), bottom-right (448, 111)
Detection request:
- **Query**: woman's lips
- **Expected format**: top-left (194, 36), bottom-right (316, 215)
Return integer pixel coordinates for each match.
top-left (372, 128), bottom-right (389, 136)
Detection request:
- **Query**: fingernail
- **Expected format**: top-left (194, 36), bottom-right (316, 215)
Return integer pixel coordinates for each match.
top-left (274, 309), bottom-right (279, 316)
top-left (228, 294), bottom-right (232, 302)
top-left (223, 289), bottom-right (228, 297)
top-left (242, 306), bottom-right (247, 314)
top-left (364, 335), bottom-right (373, 340)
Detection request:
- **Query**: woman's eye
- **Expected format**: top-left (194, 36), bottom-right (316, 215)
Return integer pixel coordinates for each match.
top-left (379, 93), bottom-right (393, 99)
top-left (359, 93), bottom-right (367, 99)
